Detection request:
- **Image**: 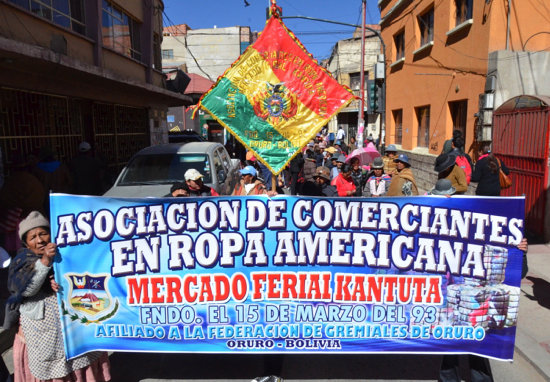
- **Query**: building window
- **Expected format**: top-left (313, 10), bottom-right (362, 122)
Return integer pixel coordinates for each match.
top-left (455, 0), bottom-right (473, 25)
top-left (418, 7), bottom-right (434, 46)
top-left (349, 72), bottom-right (368, 90)
top-left (394, 30), bottom-right (405, 61)
top-left (102, 0), bottom-right (141, 61)
top-left (161, 49), bottom-right (174, 60)
top-left (9, 0), bottom-right (86, 35)
top-left (416, 106), bottom-right (430, 148)
top-left (393, 109), bottom-right (403, 145)
top-left (450, 100), bottom-right (467, 138)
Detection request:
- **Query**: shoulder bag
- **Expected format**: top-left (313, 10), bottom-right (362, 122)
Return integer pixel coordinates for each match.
top-left (497, 158), bottom-right (512, 189)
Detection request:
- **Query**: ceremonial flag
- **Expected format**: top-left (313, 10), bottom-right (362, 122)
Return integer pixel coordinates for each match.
top-left (195, 4), bottom-right (355, 174)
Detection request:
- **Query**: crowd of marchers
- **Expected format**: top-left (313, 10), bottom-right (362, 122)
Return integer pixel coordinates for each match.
top-left (193, 127), bottom-right (509, 201)
top-left (0, 127), bottom-right (518, 382)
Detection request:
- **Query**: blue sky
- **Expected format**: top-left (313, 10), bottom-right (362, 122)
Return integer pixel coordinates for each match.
top-left (162, 0), bottom-right (381, 60)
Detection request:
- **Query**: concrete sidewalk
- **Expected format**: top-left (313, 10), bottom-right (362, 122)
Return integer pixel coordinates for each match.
top-left (508, 242), bottom-right (550, 381)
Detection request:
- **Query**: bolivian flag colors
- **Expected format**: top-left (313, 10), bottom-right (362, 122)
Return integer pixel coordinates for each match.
top-left (196, 7), bottom-right (355, 174)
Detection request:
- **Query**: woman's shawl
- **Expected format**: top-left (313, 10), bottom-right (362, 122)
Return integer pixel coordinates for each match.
top-left (3, 248), bottom-right (41, 329)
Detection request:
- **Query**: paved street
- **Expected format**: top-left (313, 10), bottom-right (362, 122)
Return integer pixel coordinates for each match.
top-left (1, 241), bottom-right (549, 382)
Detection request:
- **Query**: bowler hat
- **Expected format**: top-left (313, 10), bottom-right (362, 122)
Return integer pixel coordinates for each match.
top-left (385, 144), bottom-right (397, 152)
top-left (313, 166), bottom-right (331, 181)
top-left (371, 157), bottom-right (384, 169)
top-left (434, 153), bottom-right (457, 173)
top-left (393, 154), bottom-right (411, 167)
top-left (429, 179), bottom-right (456, 195)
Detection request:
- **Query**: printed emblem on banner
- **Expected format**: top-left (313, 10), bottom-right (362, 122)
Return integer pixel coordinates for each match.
top-left (64, 273), bottom-right (118, 323)
top-left (252, 82), bottom-right (297, 125)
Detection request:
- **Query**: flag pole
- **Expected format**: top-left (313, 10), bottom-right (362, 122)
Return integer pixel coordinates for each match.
top-left (356, 0), bottom-right (366, 149)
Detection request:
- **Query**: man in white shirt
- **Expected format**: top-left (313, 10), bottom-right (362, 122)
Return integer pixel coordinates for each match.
top-left (336, 126), bottom-right (345, 141)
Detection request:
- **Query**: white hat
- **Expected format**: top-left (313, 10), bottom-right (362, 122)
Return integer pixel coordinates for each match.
top-left (19, 211), bottom-right (50, 241)
top-left (184, 169), bottom-right (204, 181)
top-left (79, 141), bottom-right (91, 152)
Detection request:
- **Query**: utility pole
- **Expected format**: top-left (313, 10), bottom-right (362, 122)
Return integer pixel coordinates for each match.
top-left (356, 0), bottom-right (366, 149)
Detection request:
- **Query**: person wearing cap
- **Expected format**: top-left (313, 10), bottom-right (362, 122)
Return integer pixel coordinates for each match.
top-left (69, 141), bottom-right (105, 195)
top-left (363, 157), bottom-right (392, 197)
top-left (382, 144), bottom-right (398, 176)
top-left (330, 154), bottom-right (346, 180)
top-left (5, 211), bottom-right (111, 381)
top-left (434, 152), bottom-right (467, 194)
top-left (386, 154), bottom-right (419, 196)
top-left (313, 166), bottom-right (337, 197)
top-left (247, 151), bottom-right (273, 191)
top-left (184, 168), bottom-right (219, 197)
top-left (232, 165), bottom-right (274, 196)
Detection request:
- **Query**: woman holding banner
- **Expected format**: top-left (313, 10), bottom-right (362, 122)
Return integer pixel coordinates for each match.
top-left (4, 211), bottom-right (111, 381)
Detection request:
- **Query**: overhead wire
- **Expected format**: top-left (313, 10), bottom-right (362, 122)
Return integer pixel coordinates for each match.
top-left (162, 10), bottom-right (214, 80)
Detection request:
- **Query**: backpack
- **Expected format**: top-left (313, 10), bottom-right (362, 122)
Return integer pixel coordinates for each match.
top-left (455, 155), bottom-right (471, 184)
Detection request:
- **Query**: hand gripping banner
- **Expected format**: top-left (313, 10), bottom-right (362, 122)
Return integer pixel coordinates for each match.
top-left (51, 194), bottom-right (525, 361)
top-left (194, 3), bottom-right (355, 174)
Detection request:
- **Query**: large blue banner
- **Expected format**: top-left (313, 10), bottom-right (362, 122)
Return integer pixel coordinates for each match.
top-left (50, 194), bottom-right (525, 361)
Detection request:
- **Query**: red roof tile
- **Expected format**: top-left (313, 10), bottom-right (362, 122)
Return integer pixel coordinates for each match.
top-left (185, 73), bottom-right (215, 95)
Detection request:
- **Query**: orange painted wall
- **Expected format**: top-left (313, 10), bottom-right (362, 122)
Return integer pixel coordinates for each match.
top-left (380, 0), bottom-right (550, 155)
